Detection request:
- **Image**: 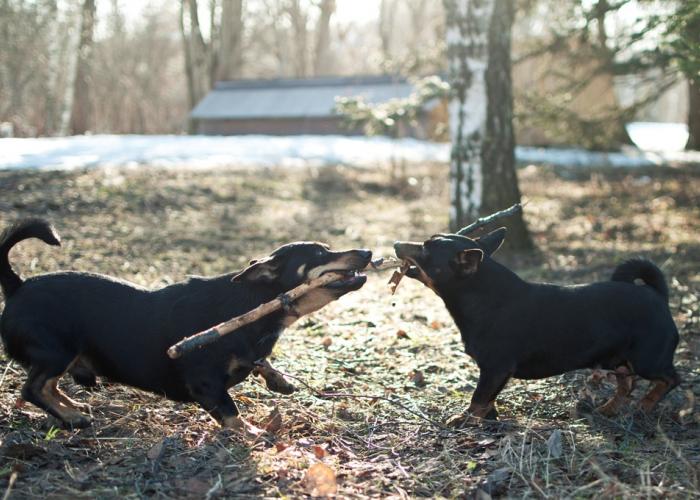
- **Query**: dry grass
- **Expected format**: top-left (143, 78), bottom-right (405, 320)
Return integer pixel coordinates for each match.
top-left (0, 162), bottom-right (698, 498)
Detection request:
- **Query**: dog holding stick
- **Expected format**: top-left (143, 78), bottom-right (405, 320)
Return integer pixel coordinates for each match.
top-left (0, 219), bottom-right (371, 429)
top-left (394, 225), bottom-right (680, 424)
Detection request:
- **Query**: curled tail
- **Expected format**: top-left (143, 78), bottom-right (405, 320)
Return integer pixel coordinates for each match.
top-left (611, 258), bottom-right (669, 303)
top-left (0, 219), bottom-right (61, 299)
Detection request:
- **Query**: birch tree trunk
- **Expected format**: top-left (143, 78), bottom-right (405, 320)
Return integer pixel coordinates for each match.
top-left (58, 7), bottom-right (83, 136)
top-left (443, 0), bottom-right (531, 249)
top-left (69, 0), bottom-right (96, 135)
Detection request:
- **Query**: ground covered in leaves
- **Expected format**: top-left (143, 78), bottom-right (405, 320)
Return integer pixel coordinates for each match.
top-left (0, 161), bottom-right (698, 498)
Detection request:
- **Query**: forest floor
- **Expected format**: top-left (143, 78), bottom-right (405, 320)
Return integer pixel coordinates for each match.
top-left (0, 161), bottom-right (698, 498)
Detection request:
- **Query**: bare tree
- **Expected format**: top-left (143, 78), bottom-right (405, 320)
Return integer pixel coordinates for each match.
top-left (180, 0), bottom-right (211, 110)
top-left (216, 0), bottom-right (244, 80)
top-left (443, 0), bottom-right (530, 248)
top-left (313, 0), bottom-right (335, 76)
top-left (287, 0), bottom-right (309, 77)
top-left (69, 0), bottom-right (96, 135)
top-left (689, 79), bottom-right (700, 150)
top-left (378, 0), bottom-right (397, 66)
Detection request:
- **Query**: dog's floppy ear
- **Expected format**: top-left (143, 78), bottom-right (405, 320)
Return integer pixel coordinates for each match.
top-left (475, 227), bottom-right (506, 256)
top-left (232, 255), bottom-right (281, 283)
top-left (451, 248), bottom-right (484, 276)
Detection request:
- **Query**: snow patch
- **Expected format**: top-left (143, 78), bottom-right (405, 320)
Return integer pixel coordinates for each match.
top-left (0, 134), bottom-right (698, 172)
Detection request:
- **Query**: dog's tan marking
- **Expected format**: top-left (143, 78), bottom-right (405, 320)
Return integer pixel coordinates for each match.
top-left (40, 377), bottom-right (88, 423)
top-left (49, 380), bottom-right (90, 411)
top-left (291, 288), bottom-right (336, 316)
top-left (254, 360), bottom-right (296, 394)
top-left (597, 366), bottom-right (635, 417)
top-left (640, 380), bottom-right (671, 412)
top-left (306, 263), bottom-right (339, 280)
top-left (468, 400), bottom-right (496, 419)
top-left (227, 356), bottom-right (245, 376)
top-left (296, 264), bottom-right (307, 277)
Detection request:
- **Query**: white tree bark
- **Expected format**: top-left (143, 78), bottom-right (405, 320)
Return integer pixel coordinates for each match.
top-left (443, 0), bottom-right (494, 231)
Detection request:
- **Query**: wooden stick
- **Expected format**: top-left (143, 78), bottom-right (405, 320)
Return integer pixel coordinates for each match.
top-left (456, 202), bottom-right (522, 236)
top-left (167, 258), bottom-right (400, 359)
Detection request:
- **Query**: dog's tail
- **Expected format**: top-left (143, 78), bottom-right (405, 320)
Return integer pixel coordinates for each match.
top-left (0, 219), bottom-right (60, 299)
top-left (611, 258), bottom-right (669, 303)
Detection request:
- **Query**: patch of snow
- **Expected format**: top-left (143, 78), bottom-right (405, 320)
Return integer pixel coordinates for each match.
top-left (626, 122), bottom-right (689, 152)
top-left (1, 134), bottom-right (698, 172)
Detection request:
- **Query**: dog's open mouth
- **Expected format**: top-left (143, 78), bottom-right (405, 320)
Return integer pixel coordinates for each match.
top-left (322, 269), bottom-right (368, 289)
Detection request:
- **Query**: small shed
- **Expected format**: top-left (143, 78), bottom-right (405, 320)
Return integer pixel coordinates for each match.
top-left (189, 75), bottom-right (441, 138)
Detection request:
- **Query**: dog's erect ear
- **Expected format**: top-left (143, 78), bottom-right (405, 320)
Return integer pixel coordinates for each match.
top-left (451, 248), bottom-right (484, 276)
top-left (475, 227), bottom-right (506, 256)
top-left (232, 255), bottom-right (281, 283)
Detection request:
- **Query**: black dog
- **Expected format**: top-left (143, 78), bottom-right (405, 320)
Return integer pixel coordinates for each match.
top-left (394, 228), bottom-right (680, 422)
top-left (0, 219), bottom-right (371, 429)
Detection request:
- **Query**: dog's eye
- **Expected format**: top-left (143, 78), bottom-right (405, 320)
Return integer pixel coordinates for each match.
top-left (316, 249), bottom-right (324, 257)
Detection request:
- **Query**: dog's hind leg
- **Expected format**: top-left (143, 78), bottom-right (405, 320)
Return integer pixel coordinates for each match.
top-left (21, 368), bottom-right (91, 429)
top-left (597, 366), bottom-right (635, 417)
top-left (639, 368), bottom-right (681, 413)
top-left (48, 379), bottom-right (91, 412)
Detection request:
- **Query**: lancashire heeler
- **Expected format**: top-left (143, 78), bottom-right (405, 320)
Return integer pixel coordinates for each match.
top-left (0, 219), bottom-right (371, 429)
top-left (394, 228), bottom-right (680, 422)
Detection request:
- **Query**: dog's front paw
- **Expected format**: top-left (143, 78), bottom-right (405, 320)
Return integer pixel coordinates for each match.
top-left (265, 377), bottom-right (297, 395)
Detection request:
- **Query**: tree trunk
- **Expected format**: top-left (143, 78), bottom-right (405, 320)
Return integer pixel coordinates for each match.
top-left (688, 78), bottom-right (700, 150)
top-left (70, 0), bottom-right (96, 135)
top-left (313, 0), bottom-right (335, 76)
top-left (287, 0), bottom-right (308, 77)
top-left (481, 0), bottom-right (531, 249)
top-left (378, 0), bottom-right (396, 65)
top-left (216, 0), bottom-right (243, 81)
top-left (444, 0), bottom-right (531, 249)
top-left (58, 6), bottom-right (83, 136)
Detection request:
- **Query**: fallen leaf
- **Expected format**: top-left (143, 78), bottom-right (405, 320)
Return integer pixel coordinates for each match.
top-left (396, 329), bottom-right (409, 339)
top-left (147, 438), bottom-right (166, 460)
top-left (305, 463), bottom-right (337, 497)
top-left (275, 442), bottom-right (289, 453)
top-left (321, 337), bottom-right (332, 348)
top-left (430, 320), bottom-right (442, 330)
top-left (409, 370), bottom-right (426, 388)
top-left (263, 407), bottom-right (283, 433)
top-left (181, 477), bottom-right (211, 496)
top-left (311, 445), bottom-right (326, 459)
top-left (547, 429), bottom-right (563, 459)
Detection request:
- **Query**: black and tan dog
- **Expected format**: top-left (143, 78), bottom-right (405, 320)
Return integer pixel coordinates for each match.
top-left (0, 219), bottom-right (371, 429)
top-left (394, 228), bottom-right (680, 423)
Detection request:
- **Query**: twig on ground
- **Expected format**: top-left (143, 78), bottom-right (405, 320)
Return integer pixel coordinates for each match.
top-left (2, 467), bottom-right (18, 500)
top-left (456, 203), bottom-right (523, 236)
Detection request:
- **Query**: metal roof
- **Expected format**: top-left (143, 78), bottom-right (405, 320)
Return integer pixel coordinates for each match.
top-left (190, 75), bottom-right (415, 120)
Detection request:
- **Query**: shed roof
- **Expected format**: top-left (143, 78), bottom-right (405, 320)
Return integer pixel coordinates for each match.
top-left (190, 75), bottom-right (415, 120)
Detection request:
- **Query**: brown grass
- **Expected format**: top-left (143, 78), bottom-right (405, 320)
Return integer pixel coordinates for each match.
top-left (0, 162), bottom-right (698, 498)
